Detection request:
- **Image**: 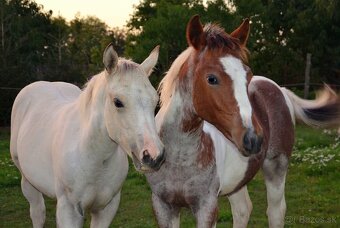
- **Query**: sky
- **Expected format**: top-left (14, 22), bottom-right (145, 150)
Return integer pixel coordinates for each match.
top-left (34, 0), bottom-right (141, 28)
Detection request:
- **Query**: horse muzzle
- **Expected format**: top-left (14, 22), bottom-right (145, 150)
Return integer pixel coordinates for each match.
top-left (242, 129), bottom-right (263, 156)
top-left (141, 148), bottom-right (165, 171)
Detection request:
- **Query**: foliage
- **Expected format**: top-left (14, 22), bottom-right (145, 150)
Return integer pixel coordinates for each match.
top-left (126, 0), bottom-right (340, 86)
top-left (0, 0), bottom-right (339, 125)
top-left (229, 0), bottom-right (340, 85)
top-left (0, 0), bottom-right (126, 125)
top-left (1, 126), bottom-right (339, 227)
top-left (125, 0), bottom-right (237, 84)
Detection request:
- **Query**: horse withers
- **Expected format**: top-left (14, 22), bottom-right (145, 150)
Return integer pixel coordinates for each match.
top-left (10, 44), bottom-right (165, 227)
top-left (146, 15), bottom-right (340, 227)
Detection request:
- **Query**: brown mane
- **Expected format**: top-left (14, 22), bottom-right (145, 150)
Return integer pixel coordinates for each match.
top-left (203, 23), bottom-right (249, 63)
top-left (159, 22), bottom-right (250, 108)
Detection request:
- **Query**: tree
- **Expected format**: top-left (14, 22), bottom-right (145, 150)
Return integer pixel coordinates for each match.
top-left (0, 1), bottom-right (127, 125)
top-left (232, 0), bottom-right (340, 85)
top-left (0, 0), bottom-right (55, 86)
top-left (126, 0), bottom-right (238, 85)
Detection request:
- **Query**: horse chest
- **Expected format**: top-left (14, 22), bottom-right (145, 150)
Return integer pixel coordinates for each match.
top-left (59, 148), bottom-right (128, 210)
top-left (148, 162), bottom-right (219, 208)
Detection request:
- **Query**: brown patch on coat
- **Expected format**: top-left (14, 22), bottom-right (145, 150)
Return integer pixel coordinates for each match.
top-left (196, 132), bottom-right (215, 169)
top-left (172, 191), bottom-right (189, 208)
top-left (181, 110), bottom-right (202, 133)
top-left (160, 189), bottom-right (198, 209)
top-left (176, 57), bottom-right (205, 134)
top-left (208, 206), bottom-right (218, 227)
top-left (228, 78), bottom-right (295, 195)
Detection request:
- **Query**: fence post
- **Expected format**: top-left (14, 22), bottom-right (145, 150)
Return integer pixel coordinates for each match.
top-left (304, 53), bottom-right (311, 98)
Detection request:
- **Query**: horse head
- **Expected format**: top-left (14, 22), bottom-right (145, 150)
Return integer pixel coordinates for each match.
top-left (103, 44), bottom-right (165, 171)
top-left (187, 15), bottom-right (263, 156)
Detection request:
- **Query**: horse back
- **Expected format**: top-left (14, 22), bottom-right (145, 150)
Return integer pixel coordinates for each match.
top-left (215, 76), bottom-right (295, 195)
top-left (11, 81), bottom-right (81, 146)
top-left (249, 76), bottom-right (295, 159)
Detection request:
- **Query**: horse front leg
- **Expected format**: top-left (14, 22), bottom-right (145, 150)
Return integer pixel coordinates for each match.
top-left (227, 186), bottom-right (252, 228)
top-left (262, 155), bottom-right (289, 228)
top-left (56, 195), bottom-right (84, 228)
top-left (90, 191), bottom-right (121, 228)
top-left (152, 193), bottom-right (180, 228)
top-left (192, 196), bottom-right (218, 228)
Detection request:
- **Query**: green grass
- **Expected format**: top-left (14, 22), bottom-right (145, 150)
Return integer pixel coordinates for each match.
top-left (0, 126), bottom-right (339, 227)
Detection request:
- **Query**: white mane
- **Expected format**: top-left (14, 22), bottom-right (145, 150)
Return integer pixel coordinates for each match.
top-left (79, 72), bottom-right (106, 113)
top-left (79, 59), bottom-right (141, 112)
top-left (159, 47), bottom-right (193, 107)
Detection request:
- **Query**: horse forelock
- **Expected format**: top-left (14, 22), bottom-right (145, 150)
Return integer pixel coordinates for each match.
top-left (80, 58), bottom-right (147, 113)
top-left (116, 58), bottom-right (140, 74)
top-left (203, 23), bottom-right (249, 63)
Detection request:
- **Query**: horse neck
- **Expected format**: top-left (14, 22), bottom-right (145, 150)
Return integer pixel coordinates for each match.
top-left (158, 79), bottom-right (205, 166)
top-left (77, 72), bottom-right (117, 155)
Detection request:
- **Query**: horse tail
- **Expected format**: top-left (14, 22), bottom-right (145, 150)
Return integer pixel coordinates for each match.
top-left (281, 85), bottom-right (340, 128)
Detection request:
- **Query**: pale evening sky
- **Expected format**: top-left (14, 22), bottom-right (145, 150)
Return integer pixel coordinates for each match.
top-left (34, 0), bottom-right (141, 28)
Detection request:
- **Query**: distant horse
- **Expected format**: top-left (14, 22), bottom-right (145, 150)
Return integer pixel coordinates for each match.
top-left (10, 44), bottom-right (165, 227)
top-left (146, 16), bottom-right (340, 227)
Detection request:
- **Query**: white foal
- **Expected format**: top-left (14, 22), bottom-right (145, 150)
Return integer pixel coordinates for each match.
top-left (10, 44), bottom-right (165, 228)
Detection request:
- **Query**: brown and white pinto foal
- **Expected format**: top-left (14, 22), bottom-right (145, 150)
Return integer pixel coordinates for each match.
top-left (146, 15), bottom-right (340, 228)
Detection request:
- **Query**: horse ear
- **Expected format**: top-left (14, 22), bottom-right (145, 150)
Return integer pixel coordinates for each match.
top-left (186, 15), bottom-right (205, 50)
top-left (140, 45), bottom-right (160, 77)
top-left (230, 18), bottom-right (250, 46)
top-left (103, 43), bottom-right (118, 74)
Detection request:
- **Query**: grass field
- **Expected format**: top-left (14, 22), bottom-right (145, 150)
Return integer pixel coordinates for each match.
top-left (0, 126), bottom-right (339, 227)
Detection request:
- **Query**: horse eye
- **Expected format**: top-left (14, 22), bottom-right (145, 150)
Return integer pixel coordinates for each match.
top-left (207, 74), bottom-right (219, 85)
top-left (113, 98), bottom-right (124, 108)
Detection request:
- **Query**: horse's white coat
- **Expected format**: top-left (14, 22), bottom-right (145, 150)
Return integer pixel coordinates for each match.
top-left (264, 166), bottom-right (287, 228)
top-left (203, 121), bottom-right (249, 195)
top-left (220, 55), bottom-right (253, 129)
top-left (227, 186), bottom-right (253, 227)
top-left (10, 47), bottom-right (162, 227)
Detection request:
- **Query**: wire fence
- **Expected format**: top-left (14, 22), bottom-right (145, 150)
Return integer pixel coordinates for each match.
top-left (1, 82), bottom-right (339, 127)
top-left (0, 87), bottom-right (21, 127)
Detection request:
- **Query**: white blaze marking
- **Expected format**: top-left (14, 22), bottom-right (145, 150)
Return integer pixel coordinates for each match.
top-left (220, 55), bottom-right (253, 128)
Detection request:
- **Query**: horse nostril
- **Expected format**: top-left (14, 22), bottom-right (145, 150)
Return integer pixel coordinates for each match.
top-left (243, 132), bottom-right (252, 152)
top-left (142, 150), bottom-right (152, 164)
top-left (149, 150), bottom-right (164, 171)
top-left (243, 130), bottom-right (262, 154)
top-left (157, 149), bottom-right (165, 164)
